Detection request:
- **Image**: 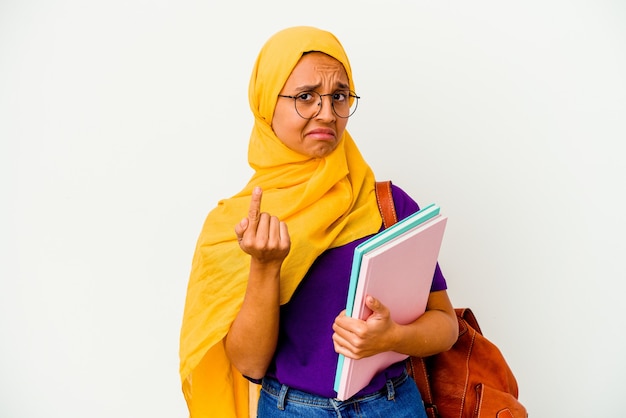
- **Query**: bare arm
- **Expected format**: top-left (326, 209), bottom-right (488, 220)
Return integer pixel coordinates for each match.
top-left (224, 187), bottom-right (290, 379)
top-left (332, 290), bottom-right (458, 359)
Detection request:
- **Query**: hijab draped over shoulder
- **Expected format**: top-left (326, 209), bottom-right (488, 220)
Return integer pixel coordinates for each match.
top-left (179, 26), bottom-right (382, 417)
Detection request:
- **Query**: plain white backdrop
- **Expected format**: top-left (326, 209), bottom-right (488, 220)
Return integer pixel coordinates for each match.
top-left (1, 1), bottom-right (625, 417)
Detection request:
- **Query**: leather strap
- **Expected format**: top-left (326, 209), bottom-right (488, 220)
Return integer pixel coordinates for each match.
top-left (407, 357), bottom-right (438, 418)
top-left (374, 181), bottom-right (398, 228)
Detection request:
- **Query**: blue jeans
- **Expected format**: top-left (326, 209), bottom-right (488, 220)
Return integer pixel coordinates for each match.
top-left (257, 370), bottom-right (427, 417)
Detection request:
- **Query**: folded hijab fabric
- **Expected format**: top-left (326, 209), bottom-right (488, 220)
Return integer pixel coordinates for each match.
top-left (179, 26), bottom-right (382, 417)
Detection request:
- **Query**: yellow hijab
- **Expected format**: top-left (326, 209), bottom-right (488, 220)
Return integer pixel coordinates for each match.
top-left (179, 26), bottom-right (382, 417)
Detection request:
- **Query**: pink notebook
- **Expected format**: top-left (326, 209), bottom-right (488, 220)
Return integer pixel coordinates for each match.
top-left (334, 214), bottom-right (447, 401)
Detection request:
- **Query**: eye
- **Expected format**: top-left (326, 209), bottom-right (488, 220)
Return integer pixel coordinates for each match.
top-left (295, 92), bottom-right (317, 103)
top-left (332, 91), bottom-right (349, 103)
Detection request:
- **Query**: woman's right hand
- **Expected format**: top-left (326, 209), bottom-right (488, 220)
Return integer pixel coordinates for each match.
top-left (226, 186), bottom-right (290, 378)
top-left (235, 186), bottom-right (291, 265)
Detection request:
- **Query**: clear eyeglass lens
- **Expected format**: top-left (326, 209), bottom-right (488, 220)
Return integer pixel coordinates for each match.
top-left (294, 91), bottom-right (358, 119)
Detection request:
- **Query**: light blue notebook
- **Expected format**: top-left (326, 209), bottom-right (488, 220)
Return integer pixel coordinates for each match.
top-left (333, 203), bottom-right (440, 393)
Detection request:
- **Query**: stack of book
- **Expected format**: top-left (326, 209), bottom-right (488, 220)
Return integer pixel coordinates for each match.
top-left (334, 204), bottom-right (447, 401)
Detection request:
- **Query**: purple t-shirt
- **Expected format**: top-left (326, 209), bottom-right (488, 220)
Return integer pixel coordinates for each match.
top-left (266, 184), bottom-right (447, 398)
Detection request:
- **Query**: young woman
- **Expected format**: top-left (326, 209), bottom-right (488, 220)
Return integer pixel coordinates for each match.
top-left (179, 26), bottom-right (458, 417)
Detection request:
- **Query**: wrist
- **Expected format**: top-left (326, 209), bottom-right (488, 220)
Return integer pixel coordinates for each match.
top-left (249, 258), bottom-right (282, 279)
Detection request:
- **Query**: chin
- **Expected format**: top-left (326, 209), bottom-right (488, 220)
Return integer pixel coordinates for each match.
top-left (308, 143), bottom-right (338, 159)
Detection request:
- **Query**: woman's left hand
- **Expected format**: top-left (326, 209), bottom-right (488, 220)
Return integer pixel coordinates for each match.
top-left (331, 296), bottom-right (399, 360)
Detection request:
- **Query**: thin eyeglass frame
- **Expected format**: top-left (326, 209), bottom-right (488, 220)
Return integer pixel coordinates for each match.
top-left (277, 91), bottom-right (360, 119)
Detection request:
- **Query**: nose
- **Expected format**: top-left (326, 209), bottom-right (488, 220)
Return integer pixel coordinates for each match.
top-left (315, 94), bottom-right (336, 121)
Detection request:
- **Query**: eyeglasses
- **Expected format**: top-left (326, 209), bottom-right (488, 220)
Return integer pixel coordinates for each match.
top-left (277, 90), bottom-right (360, 119)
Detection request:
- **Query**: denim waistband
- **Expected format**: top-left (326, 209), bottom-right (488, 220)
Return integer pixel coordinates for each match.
top-left (261, 369), bottom-right (410, 409)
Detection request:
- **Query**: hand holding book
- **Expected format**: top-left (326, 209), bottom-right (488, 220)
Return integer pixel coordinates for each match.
top-left (332, 295), bottom-right (400, 360)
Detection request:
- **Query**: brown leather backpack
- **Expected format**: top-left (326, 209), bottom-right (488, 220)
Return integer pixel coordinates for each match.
top-left (375, 181), bottom-right (528, 418)
top-left (407, 308), bottom-right (527, 418)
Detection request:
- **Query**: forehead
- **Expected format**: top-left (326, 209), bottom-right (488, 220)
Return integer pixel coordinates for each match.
top-left (284, 52), bottom-right (349, 87)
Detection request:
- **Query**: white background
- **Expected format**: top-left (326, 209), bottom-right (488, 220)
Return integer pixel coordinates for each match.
top-left (2, 1), bottom-right (625, 417)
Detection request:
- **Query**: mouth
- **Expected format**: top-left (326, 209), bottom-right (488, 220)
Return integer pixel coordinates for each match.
top-left (306, 128), bottom-right (336, 141)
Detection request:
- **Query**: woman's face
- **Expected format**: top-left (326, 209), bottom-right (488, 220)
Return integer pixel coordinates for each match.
top-left (272, 52), bottom-right (350, 159)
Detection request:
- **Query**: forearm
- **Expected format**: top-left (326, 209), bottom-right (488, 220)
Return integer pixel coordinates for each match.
top-left (225, 260), bottom-right (281, 379)
top-left (389, 291), bottom-right (458, 357)
top-left (390, 310), bottom-right (458, 357)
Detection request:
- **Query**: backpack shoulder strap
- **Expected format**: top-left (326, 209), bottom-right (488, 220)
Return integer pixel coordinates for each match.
top-left (374, 181), bottom-right (398, 228)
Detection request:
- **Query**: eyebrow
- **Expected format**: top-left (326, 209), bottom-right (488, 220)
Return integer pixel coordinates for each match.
top-left (294, 82), bottom-right (351, 92)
